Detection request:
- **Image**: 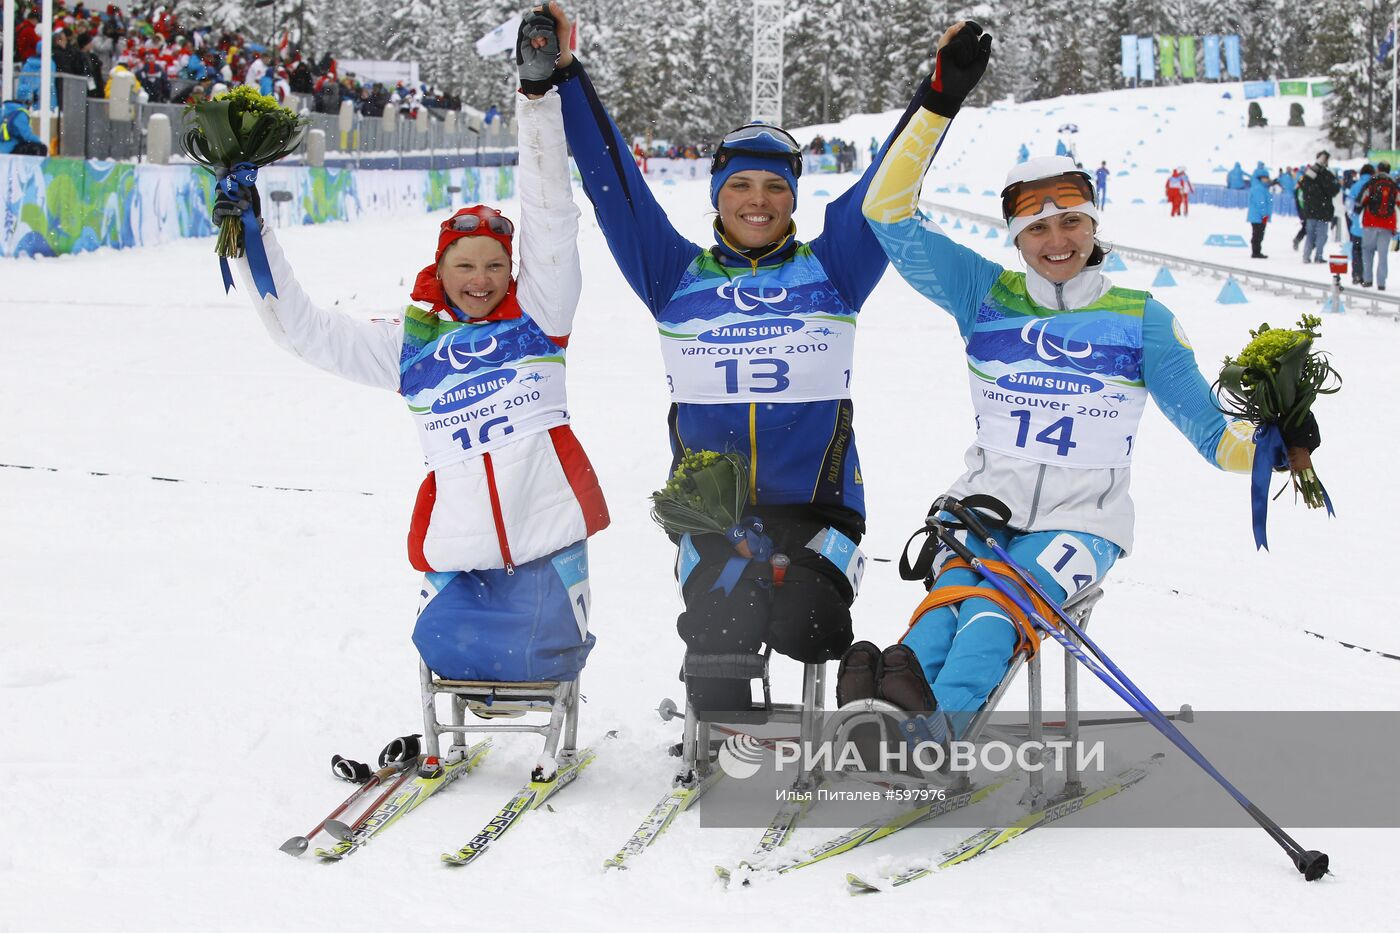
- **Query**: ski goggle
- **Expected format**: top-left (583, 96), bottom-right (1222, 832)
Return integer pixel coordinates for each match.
top-left (1001, 173), bottom-right (1095, 221)
top-left (712, 123), bottom-right (803, 178)
top-left (442, 211), bottom-right (514, 237)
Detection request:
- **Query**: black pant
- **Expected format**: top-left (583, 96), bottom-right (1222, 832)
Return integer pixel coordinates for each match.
top-left (1351, 233), bottom-right (1364, 281)
top-left (7, 141), bottom-right (47, 157)
top-left (676, 513), bottom-right (857, 714)
top-left (1251, 221), bottom-right (1268, 256)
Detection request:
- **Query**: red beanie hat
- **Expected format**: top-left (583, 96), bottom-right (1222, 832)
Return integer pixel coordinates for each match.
top-left (411, 205), bottom-right (519, 319)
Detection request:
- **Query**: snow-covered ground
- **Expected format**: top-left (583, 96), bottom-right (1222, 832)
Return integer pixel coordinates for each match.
top-left (3, 81), bottom-right (1396, 931)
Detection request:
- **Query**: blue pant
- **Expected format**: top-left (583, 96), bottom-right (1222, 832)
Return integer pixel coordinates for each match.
top-left (1303, 219), bottom-right (1330, 263)
top-left (412, 542), bottom-right (594, 682)
top-left (902, 525), bottom-right (1119, 739)
top-left (1361, 226), bottom-right (1391, 287)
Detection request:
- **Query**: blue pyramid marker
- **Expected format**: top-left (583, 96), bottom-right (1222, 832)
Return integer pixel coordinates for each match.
top-left (1003, 233), bottom-right (1014, 247)
top-left (940, 214), bottom-right (950, 224)
top-left (986, 227), bottom-right (999, 238)
top-left (1153, 266), bottom-right (1178, 286)
top-left (969, 224), bottom-right (980, 234)
top-left (953, 218), bottom-right (963, 229)
top-left (1217, 278), bottom-right (1248, 304)
top-left (1104, 252), bottom-right (1127, 272)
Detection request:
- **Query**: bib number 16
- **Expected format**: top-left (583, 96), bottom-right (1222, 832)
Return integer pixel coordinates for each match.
top-left (1010, 410), bottom-right (1077, 457)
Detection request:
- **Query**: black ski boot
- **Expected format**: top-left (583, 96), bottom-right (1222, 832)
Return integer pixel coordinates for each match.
top-left (836, 641), bottom-right (881, 707)
top-left (876, 644), bottom-right (935, 712)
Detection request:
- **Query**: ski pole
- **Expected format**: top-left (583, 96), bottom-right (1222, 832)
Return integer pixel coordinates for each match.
top-left (931, 498), bottom-right (1329, 881)
top-left (280, 760), bottom-right (411, 855)
top-left (323, 762), bottom-right (421, 843)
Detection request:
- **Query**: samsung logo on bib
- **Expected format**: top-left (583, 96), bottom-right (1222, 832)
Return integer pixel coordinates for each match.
top-left (432, 369), bottom-right (516, 412)
top-left (995, 371), bottom-right (1104, 395)
top-left (698, 320), bottom-right (804, 344)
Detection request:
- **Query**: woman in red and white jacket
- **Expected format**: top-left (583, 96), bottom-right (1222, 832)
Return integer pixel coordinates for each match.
top-left (232, 82), bottom-right (608, 683)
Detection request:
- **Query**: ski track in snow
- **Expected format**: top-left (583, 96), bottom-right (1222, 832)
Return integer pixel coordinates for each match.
top-left (2, 82), bottom-right (1396, 931)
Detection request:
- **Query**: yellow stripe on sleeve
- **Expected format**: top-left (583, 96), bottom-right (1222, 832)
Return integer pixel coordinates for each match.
top-left (862, 109), bottom-right (952, 226)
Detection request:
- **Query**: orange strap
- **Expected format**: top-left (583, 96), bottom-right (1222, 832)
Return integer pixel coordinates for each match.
top-left (899, 557), bottom-right (1060, 658)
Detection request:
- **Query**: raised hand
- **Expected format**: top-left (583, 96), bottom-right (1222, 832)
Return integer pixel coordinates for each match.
top-left (925, 21), bottom-right (992, 117)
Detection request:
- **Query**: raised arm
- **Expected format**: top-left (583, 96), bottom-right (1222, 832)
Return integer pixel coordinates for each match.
top-left (862, 106), bottom-right (1004, 337)
top-left (807, 80), bottom-right (928, 309)
top-left (1141, 299), bottom-right (1254, 473)
top-left (555, 59), bottom-right (701, 316)
top-left (860, 22), bottom-right (1003, 336)
top-left (233, 227), bottom-right (403, 391)
top-left (513, 87), bottom-right (582, 338)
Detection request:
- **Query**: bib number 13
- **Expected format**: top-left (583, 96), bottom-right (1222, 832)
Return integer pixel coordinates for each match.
top-left (1010, 410), bottom-right (1077, 457)
top-left (715, 358), bottom-right (790, 394)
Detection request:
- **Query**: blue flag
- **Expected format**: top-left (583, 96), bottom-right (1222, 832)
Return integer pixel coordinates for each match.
top-left (1379, 27), bottom-right (1395, 64)
top-left (1121, 35), bottom-right (1138, 80)
top-left (1203, 35), bottom-right (1221, 80)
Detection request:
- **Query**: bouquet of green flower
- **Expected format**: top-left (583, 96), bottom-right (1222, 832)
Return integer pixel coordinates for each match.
top-left (1215, 313), bottom-right (1341, 513)
top-left (650, 449), bottom-right (751, 538)
top-left (180, 86), bottom-right (307, 294)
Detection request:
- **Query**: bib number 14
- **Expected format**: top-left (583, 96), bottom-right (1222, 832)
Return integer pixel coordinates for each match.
top-left (1010, 410), bottom-right (1077, 457)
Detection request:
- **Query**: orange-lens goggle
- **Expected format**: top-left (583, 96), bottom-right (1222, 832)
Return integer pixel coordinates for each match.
top-left (1001, 174), bottom-right (1095, 221)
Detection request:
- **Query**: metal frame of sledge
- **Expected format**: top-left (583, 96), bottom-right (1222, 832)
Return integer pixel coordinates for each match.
top-left (419, 661), bottom-right (582, 769)
top-left (826, 582), bottom-right (1106, 806)
top-left (662, 652), bottom-right (826, 793)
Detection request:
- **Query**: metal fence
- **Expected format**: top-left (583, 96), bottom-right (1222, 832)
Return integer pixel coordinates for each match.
top-left (38, 75), bottom-right (516, 166)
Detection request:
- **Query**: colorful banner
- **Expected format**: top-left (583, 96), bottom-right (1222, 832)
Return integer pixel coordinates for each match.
top-left (1159, 35), bottom-right (1178, 79)
top-left (1244, 81), bottom-right (1276, 99)
top-left (1278, 81), bottom-right (1308, 96)
top-left (0, 154), bottom-right (516, 258)
top-left (1224, 34), bottom-right (1243, 79)
top-left (1204, 35), bottom-right (1222, 80)
top-left (1311, 81), bottom-right (1334, 98)
top-left (1121, 35), bottom-right (1138, 80)
top-left (1138, 36), bottom-right (1156, 81)
top-left (1178, 36), bottom-right (1197, 79)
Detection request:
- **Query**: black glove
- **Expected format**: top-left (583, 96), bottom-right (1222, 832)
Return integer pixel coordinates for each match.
top-left (1280, 410), bottom-right (1321, 453)
top-left (211, 178), bottom-right (261, 223)
top-left (378, 734), bottom-right (423, 767)
top-left (923, 21), bottom-right (992, 118)
top-left (330, 754), bottom-right (372, 784)
top-left (517, 7), bottom-right (560, 96)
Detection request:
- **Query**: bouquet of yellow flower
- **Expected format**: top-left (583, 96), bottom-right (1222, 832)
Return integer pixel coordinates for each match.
top-left (1215, 314), bottom-right (1340, 548)
top-left (180, 86), bottom-right (307, 296)
top-left (650, 449), bottom-right (751, 537)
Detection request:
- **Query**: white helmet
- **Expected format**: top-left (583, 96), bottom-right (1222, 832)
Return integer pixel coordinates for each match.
top-left (1001, 156), bottom-right (1099, 243)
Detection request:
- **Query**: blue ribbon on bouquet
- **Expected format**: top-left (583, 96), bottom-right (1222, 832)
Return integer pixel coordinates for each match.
top-left (1251, 422), bottom-right (1333, 551)
top-left (711, 516), bottom-right (774, 596)
top-left (216, 162), bottom-right (278, 299)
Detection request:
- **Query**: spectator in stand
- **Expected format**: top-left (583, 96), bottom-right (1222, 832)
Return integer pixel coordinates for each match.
top-left (1346, 164), bottom-right (1373, 285)
top-left (1296, 150), bottom-right (1341, 265)
top-left (76, 32), bottom-right (104, 97)
top-left (1, 99), bottom-right (48, 156)
top-left (15, 38), bottom-right (56, 107)
top-left (244, 51), bottom-right (267, 90)
top-left (1357, 160), bottom-right (1397, 290)
top-left (16, 9), bottom-right (41, 62)
top-left (138, 57), bottom-right (170, 102)
top-left (289, 59), bottom-right (313, 94)
top-left (1247, 162), bottom-right (1275, 259)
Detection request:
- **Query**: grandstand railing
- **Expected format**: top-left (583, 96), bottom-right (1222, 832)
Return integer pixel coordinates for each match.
top-left (924, 199), bottom-right (1400, 320)
top-left (27, 75), bottom-right (516, 166)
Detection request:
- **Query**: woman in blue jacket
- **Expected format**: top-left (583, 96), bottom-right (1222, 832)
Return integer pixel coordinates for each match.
top-left (845, 23), bottom-right (1320, 741)
top-left (529, 2), bottom-right (927, 714)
